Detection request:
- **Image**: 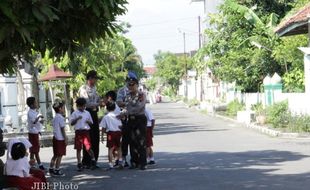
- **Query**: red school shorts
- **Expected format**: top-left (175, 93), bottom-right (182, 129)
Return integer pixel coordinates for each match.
top-left (74, 130), bottom-right (92, 151)
top-left (107, 131), bottom-right (122, 149)
top-left (146, 127), bottom-right (153, 147)
top-left (28, 133), bottom-right (40, 153)
top-left (53, 137), bottom-right (67, 156)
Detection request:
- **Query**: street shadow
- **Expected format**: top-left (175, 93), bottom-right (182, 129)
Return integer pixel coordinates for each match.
top-left (45, 150), bottom-right (310, 190)
top-left (154, 122), bottom-right (228, 136)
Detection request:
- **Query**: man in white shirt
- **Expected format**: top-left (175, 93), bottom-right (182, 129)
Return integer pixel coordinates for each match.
top-left (78, 70), bottom-right (101, 167)
top-left (70, 97), bottom-right (96, 171)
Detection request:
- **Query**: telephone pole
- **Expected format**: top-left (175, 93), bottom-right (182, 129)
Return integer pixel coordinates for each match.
top-left (183, 32), bottom-right (188, 98)
top-left (198, 16), bottom-right (204, 101)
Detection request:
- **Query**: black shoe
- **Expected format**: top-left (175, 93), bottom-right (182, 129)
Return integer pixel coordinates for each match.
top-left (148, 160), bottom-right (156, 165)
top-left (77, 163), bottom-right (83, 172)
top-left (53, 169), bottom-right (64, 176)
top-left (129, 163), bottom-right (138, 169)
top-left (124, 161), bottom-right (129, 167)
top-left (39, 165), bottom-right (46, 170)
top-left (91, 160), bottom-right (97, 170)
top-left (140, 165), bottom-right (146, 170)
top-left (49, 168), bottom-right (54, 174)
top-left (114, 160), bottom-right (119, 167)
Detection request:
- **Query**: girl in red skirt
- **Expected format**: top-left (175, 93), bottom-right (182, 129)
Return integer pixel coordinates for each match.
top-left (5, 140), bottom-right (46, 190)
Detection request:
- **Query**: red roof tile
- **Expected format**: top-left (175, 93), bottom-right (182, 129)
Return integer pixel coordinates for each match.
top-left (39, 64), bottom-right (72, 81)
top-left (275, 3), bottom-right (310, 36)
top-left (144, 66), bottom-right (156, 75)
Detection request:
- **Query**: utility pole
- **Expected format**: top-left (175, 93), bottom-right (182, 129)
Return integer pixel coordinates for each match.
top-left (198, 16), bottom-right (204, 101)
top-left (183, 32), bottom-right (188, 99)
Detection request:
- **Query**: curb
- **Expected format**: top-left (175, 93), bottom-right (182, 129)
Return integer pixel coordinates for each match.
top-left (213, 113), bottom-right (310, 139)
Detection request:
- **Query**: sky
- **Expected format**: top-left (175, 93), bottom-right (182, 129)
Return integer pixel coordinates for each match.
top-left (119, 0), bottom-right (205, 66)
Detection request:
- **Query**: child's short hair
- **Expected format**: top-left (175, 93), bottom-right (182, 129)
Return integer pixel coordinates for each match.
top-left (53, 101), bottom-right (64, 113)
top-left (26, 97), bottom-right (36, 107)
top-left (105, 91), bottom-right (117, 101)
top-left (11, 142), bottom-right (26, 160)
top-left (76, 98), bottom-right (87, 107)
top-left (106, 101), bottom-right (116, 112)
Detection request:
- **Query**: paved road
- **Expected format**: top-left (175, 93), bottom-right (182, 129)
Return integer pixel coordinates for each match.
top-left (39, 102), bottom-right (310, 190)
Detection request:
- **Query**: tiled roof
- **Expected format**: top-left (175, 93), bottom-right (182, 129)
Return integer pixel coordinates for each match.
top-left (144, 66), bottom-right (156, 75)
top-left (275, 3), bottom-right (310, 36)
top-left (39, 64), bottom-right (72, 81)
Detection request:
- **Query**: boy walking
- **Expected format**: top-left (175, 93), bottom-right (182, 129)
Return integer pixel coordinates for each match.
top-left (26, 97), bottom-right (45, 170)
top-left (145, 108), bottom-right (156, 165)
top-left (70, 98), bottom-right (97, 171)
top-left (100, 101), bottom-right (123, 170)
top-left (49, 101), bottom-right (67, 176)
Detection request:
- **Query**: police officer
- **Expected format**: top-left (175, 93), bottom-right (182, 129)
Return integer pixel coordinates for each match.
top-left (78, 70), bottom-right (100, 168)
top-left (116, 72), bottom-right (137, 167)
top-left (123, 73), bottom-right (147, 170)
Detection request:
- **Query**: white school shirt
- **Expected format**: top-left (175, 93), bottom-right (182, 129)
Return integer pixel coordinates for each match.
top-left (5, 157), bottom-right (30, 177)
top-left (27, 109), bottom-right (42, 134)
top-left (52, 113), bottom-right (66, 140)
top-left (69, 110), bottom-right (93, 130)
top-left (99, 112), bottom-right (122, 132)
top-left (145, 108), bottom-right (154, 127)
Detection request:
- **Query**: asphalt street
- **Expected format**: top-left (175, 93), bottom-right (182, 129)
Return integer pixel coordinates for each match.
top-left (38, 102), bottom-right (310, 190)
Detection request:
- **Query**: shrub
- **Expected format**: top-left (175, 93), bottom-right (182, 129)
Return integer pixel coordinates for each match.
top-left (266, 101), bottom-right (289, 128)
top-left (188, 99), bottom-right (200, 107)
top-left (287, 114), bottom-right (310, 133)
top-left (226, 100), bottom-right (245, 117)
top-left (251, 103), bottom-right (265, 115)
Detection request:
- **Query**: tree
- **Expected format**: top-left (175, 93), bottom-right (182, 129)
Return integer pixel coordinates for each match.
top-left (196, 0), bottom-right (309, 92)
top-left (0, 0), bottom-right (127, 73)
top-left (154, 51), bottom-right (186, 95)
top-left (38, 33), bottom-right (144, 96)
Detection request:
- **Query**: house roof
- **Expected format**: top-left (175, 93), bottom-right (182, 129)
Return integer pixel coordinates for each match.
top-left (144, 66), bottom-right (156, 75)
top-left (275, 3), bottom-right (310, 37)
top-left (39, 64), bottom-right (72, 81)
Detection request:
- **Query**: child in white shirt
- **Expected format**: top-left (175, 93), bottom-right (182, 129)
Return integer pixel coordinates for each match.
top-left (100, 101), bottom-right (123, 169)
top-left (49, 101), bottom-right (68, 176)
top-left (5, 140), bottom-right (46, 190)
top-left (70, 97), bottom-right (96, 171)
top-left (145, 108), bottom-right (156, 165)
top-left (26, 97), bottom-right (45, 170)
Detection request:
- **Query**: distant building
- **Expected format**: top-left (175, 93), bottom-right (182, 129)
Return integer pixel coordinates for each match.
top-left (143, 65), bottom-right (156, 79)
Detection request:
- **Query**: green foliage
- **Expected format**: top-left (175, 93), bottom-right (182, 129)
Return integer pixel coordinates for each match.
top-left (196, 0), bottom-right (308, 92)
top-left (251, 102), bottom-right (265, 115)
top-left (199, 0), bottom-right (287, 92)
top-left (188, 99), bottom-right (200, 107)
top-left (282, 68), bottom-right (305, 92)
top-left (38, 33), bottom-right (144, 96)
top-left (154, 51), bottom-right (186, 95)
top-left (145, 77), bottom-right (158, 91)
top-left (0, 0), bottom-right (128, 73)
top-left (226, 100), bottom-right (245, 117)
top-left (287, 114), bottom-right (310, 133)
top-left (273, 35), bottom-right (308, 92)
top-left (266, 101), bottom-right (289, 128)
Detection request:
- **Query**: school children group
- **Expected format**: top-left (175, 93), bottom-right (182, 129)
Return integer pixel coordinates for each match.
top-left (3, 71), bottom-right (156, 189)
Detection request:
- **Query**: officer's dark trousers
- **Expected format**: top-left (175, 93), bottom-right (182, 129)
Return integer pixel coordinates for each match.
top-left (128, 115), bottom-right (147, 167)
top-left (121, 119), bottom-right (130, 158)
top-left (82, 109), bottom-right (99, 166)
